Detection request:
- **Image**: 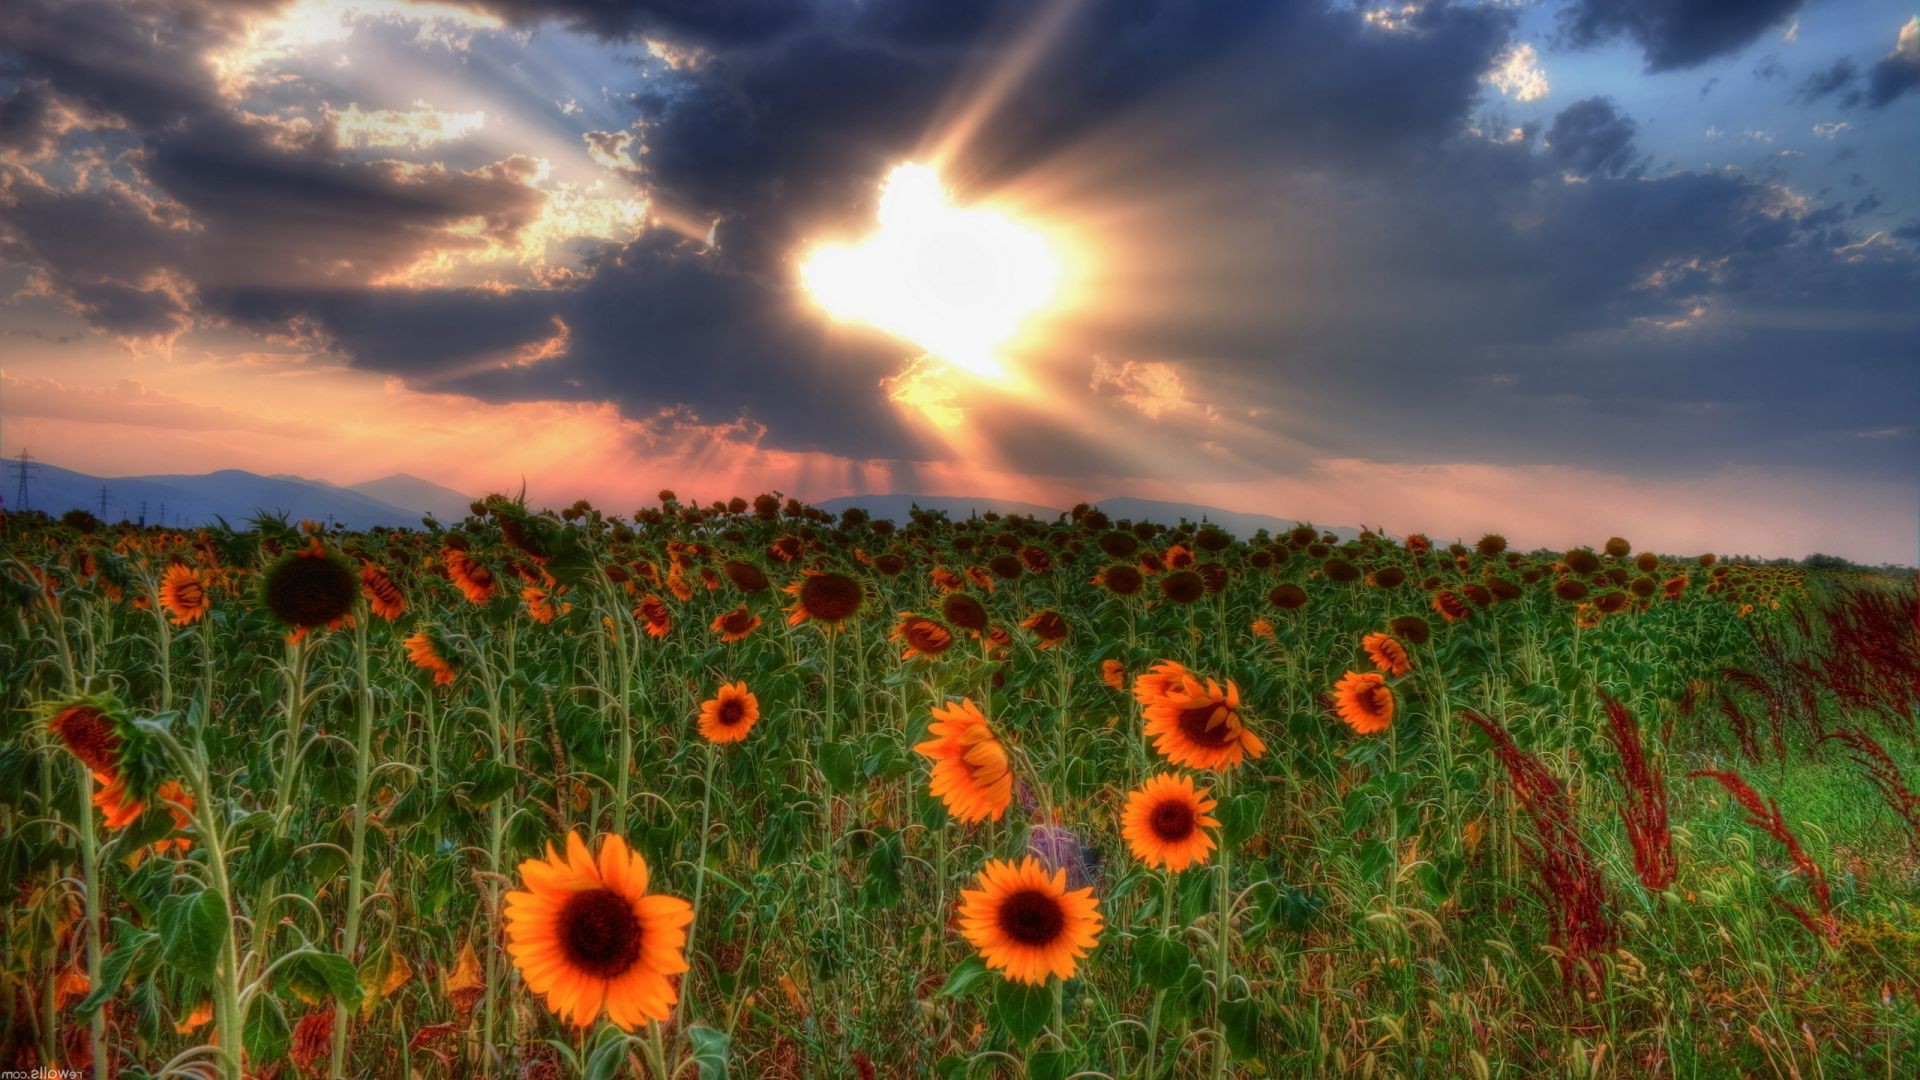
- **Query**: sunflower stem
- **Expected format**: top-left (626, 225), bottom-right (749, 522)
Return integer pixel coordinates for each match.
top-left (1210, 767), bottom-right (1235, 1079)
top-left (328, 611), bottom-right (375, 1078)
top-left (74, 758), bottom-right (106, 1080)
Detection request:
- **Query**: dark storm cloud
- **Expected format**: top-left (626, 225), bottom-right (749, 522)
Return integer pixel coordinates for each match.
top-left (1863, 35), bottom-right (1920, 108)
top-left (1543, 97), bottom-right (1642, 178)
top-left (463, 0), bottom-right (808, 47)
top-left (1557, 0), bottom-right (1804, 71)
top-left (1796, 58), bottom-right (1860, 103)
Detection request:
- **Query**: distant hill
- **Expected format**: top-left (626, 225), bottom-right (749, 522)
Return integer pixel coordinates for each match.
top-left (345, 474), bottom-right (474, 523)
top-left (814, 493), bottom-right (1358, 540)
top-left (815, 494), bottom-right (1067, 523)
top-left (1090, 497), bottom-right (1359, 541)
top-left (14, 464), bottom-right (442, 529)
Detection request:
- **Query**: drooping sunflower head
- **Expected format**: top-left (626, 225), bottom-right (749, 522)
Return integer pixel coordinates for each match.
top-left (50, 700), bottom-right (125, 776)
top-left (892, 614), bottom-right (955, 660)
top-left (635, 594), bottom-right (673, 638)
top-left (1333, 671), bottom-right (1394, 735)
top-left (1121, 772), bottom-right (1220, 872)
top-left (940, 592), bottom-right (989, 634)
top-left (48, 695), bottom-right (165, 802)
top-left (1100, 658), bottom-right (1127, 690)
top-left (1020, 610), bottom-right (1068, 649)
top-left (504, 831), bottom-right (693, 1031)
top-left (1268, 583), bottom-right (1308, 611)
top-left (1138, 664), bottom-right (1265, 771)
top-left (404, 627), bottom-right (458, 686)
top-left (721, 559), bottom-right (770, 593)
top-left (1361, 632), bottom-right (1412, 676)
top-left (261, 540), bottom-right (358, 632)
top-left (1388, 614), bottom-right (1432, 646)
top-left (914, 699), bottom-right (1013, 823)
top-left (783, 570), bottom-right (864, 632)
top-left (697, 681), bottom-right (761, 744)
top-left (957, 857), bottom-right (1103, 985)
top-left (359, 562), bottom-right (407, 621)
top-left (710, 605), bottom-right (762, 643)
top-left (158, 563), bottom-right (211, 626)
top-left (1430, 590), bottom-right (1471, 623)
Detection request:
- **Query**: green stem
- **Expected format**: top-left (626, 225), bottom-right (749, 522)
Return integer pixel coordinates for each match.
top-left (329, 614), bottom-right (375, 1078)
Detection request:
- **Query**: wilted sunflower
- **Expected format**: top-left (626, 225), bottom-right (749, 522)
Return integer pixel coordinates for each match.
top-left (1332, 671), bottom-right (1394, 735)
top-left (1388, 614), bottom-right (1432, 646)
top-left (360, 563), bottom-right (407, 621)
top-left (966, 565), bottom-right (997, 592)
top-left (158, 564), bottom-right (210, 626)
top-left (404, 629), bottom-right (457, 686)
top-left (1020, 610), bottom-right (1068, 649)
top-left (1120, 773), bottom-right (1220, 872)
top-left (957, 857), bottom-right (1103, 985)
top-left (1135, 661), bottom-right (1265, 771)
top-left (522, 584), bottom-right (562, 625)
top-left (635, 595), bottom-right (673, 638)
top-left (892, 614), bottom-right (955, 661)
top-left (914, 699), bottom-right (1013, 823)
top-left (1361, 632), bottom-right (1412, 676)
top-left (783, 570), bottom-right (864, 632)
top-left (1100, 659), bottom-right (1126, 690)
top-left (931, 567), bottom-right (966, 593)
top-left (697, 682), bottom-right (760, 744)
top-left (262, 539), bottom-right (357, 634)
top-left (49, 696), bottom-right (164, 804)
top-left (722, 559), bottom-right (770, 593)
top-left (504, 831), bottom-right (692, 1030)
top-left (710, 605), bottom-right (762, 643)
top-left (1662, 574), bottom-right (1688, 600)
top-left (1430, 591), bottom-right (1471, 623)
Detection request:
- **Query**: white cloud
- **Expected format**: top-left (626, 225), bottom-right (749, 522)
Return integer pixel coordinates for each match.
top-left (331, 101), bottom-right (485, 150)
top-left (1811, 121), bottom-right (1850, 139)
top-left (1484, 43), bottom-right (1550, 102)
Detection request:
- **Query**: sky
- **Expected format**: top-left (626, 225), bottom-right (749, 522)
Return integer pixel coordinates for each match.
top-left (1, 0), bottom-right (1916, 563)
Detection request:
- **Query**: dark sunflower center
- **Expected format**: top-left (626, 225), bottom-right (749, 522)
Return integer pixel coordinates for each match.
top-left (722, 611), bottom-right (753, 633)
top-left (265, 554), bottom-right (357, 628)
top-left (54, 707), bottom-right (120, 773)
top-left (557, 888), bottom-right (645, 980)
top-left (802, 574), bottom-right (862, 622)
top-left (1162, 572), bottom-right (1203, 604)
top-left (1147, 798), bottom-right (1196, 843)
top-left (943, 596), bottom-right (987, 631)
top-left (717, 698), bottom-right (747, 727)
top-left (996, 889), bottom-right (1066, 947)
top-left (1176, 705), bottom-right (1239, 749)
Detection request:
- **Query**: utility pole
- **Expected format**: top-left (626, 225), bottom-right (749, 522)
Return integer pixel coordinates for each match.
top-left (7, 450), bottom-right (38, 511)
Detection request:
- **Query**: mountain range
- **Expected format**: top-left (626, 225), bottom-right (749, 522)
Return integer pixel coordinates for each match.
top-left (10, 465), bottom-right (1355, 540)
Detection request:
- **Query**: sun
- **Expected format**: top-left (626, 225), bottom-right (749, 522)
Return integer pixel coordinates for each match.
top-left (800, 163), bottom-right (1062, 380)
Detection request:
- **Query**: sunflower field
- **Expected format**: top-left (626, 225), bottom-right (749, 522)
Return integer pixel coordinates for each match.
top-left (2, 494), bottom-right (1917, 1079)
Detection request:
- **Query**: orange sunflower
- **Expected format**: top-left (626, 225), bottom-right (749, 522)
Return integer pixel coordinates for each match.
top-left (158, 564), bottom-right (210, 626)
top-left (443, 547), bottom-right (497, 605)
top-left (914, 699), bottom-right (1013, 823)
top-left (1332, 671), bottom-right (1394, 734)
top-left (1100, 659), bottom-right (1126, 690)
top-left (892, 614), bottom-right (955, 661)
top-left (710, 605), bottom-right (762, 643)
top-left (360, 563), bottom-right (407, 621)
top-left (782, 569), bottom-right (864, 632)
top-left (957, 857), bottom-right (1103, 985)
top-left (1120, 773), bottom-right (1220, 872)
top-left (697, 682), bottom-right (761, 745)
top-left (635, 594), bottom-right (673, 638)
top-left (1020, 610), bottom-right (1068, 649)
top-left (504, 831), bottom-right (693, 1030)
top-left (1361, 632), bottom-right (1412, 676)
top-left (404, 629), bottom-right (457, 686)
top-left (1135, 661), bottom-right (1265, 771)
top-left (1430, 590), bottom-right (1471, 623)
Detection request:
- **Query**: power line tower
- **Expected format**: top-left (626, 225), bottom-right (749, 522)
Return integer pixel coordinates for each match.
top-left (97, 484), bottom-right (111, 518)
top-left (138, 501), bottom-right (148, 527)
top-left (8, 450), bottom-right (39, 511)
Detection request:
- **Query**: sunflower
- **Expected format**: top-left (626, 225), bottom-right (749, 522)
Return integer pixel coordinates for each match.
top-left (504, 831), bottom-right (693, 1030)
top-left (404, 629), bottom-right (457, 686)
top-left (1135, 661), bottom-right (1265, 771)
top-left (941, 592), bottom-right (989, 635)
top-left (722, 560), bottom-right (770, 593)
top-left (1096, 563), bottom-right (1143, 596)
top-left (1388, 614), bottom-right (1432, 646)
top-left (783, 570), bottom-right (864, 633)
top-left (966, 565), bottom-right (997, 592)
top-left (443, 547), bottom-right (498, 605)
top-left (635, 594), bottom-right (673, 638)
top-left (50, 701), bottom-right (124, 776)
top-left (697, 682), bottom-right (761, 744)
top-left (1332, 671), bottom-right (1394, 735)
top-left (261, 539), bottom-right (357, 633)
top-left (1268, 583), bottom-right (1308, 610)
top-left (931, 567), bottom-right (966, 593)
top-left (1020, 610), bottom-right (1068, 649)
top-left (1250, 618), bottom-right (1275, 639)
top-left (957, 857), bottom-right (1102, 985)
top-left (158, 564), bottom-right (210, 626)
top-left (1430, 591), bottom-right (1471, 623)
top-left (523, 584), bottom-right (562, 625)
top-left (914, 699), bottom-right (1013, 823)
top-left (1100, 659), bottom-right (1126, 690)
top-left (360, 563), bottom-right (407, 621)
top-left (1160, 570), bottom-right (1204, 605)
top-left (892, 614), bottom-right (955, 661)
top-left (710, 605), bottom-right (762, 643)
top-left (1361, 632), bottom-right (1412, 676)
top-left (92, 771), bottom-right (144, 829)
top-left (1120, 773), bottom-right (1220, 871)
top-left (1662, 574), bottom-right (1688, 600)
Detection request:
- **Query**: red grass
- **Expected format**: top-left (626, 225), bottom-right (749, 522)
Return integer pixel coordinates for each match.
top-left (1599, 693), bottom-right (1675, 892)
top-left (1464, 710), bottom-right (1616, 985)
top-left (1689, 769), bottom-right (1839, 947)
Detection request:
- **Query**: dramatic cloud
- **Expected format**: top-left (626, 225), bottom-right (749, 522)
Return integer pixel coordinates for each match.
top-left (1558, 0), bottom-right (1806, 71)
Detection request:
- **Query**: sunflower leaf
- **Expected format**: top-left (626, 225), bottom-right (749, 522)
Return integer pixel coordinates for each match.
top-left (1134, 934), bottom-right (1188, 990)
top-left (992, 978), bottom-right (1052, 1044)
top-left (936, 956), bottom-right (989, 1000)
top-left (158, 888), bottom-right (226, 982)
top-left (687, 1023), bottom-right (731, 1080)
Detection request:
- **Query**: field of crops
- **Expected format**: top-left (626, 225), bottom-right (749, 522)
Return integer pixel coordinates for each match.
top-left (2, 494), bottom-right (1916, 1079)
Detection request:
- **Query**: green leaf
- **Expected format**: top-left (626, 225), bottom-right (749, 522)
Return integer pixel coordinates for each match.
top-left (159, 888), bottom-right (226, 981)
top-left (290, 952), bottom-right (364, 1012)
top-left (687, 1024), bottom-right (731, 1080)
top-left (992, 978), bottom-right (1052, 1044)
top-left (819, 742), bottom-right (859, 793)
top-left (467, 760), bottom-right (519, 806)
top-left (1223, 792), bottom-right (1263, 846)
top-left (244, 993), bottom-right (291, 1064)
top-left (583, 1025), bottom-right (629, 1080)
top-left (76, 928), bottom-right (155, 1016)
top-left (936, 956), bottom-right (989, 1000)
top-left (1220, 998), bottom-right (1264, 1060)
top-left (1027, 1049), bottom-right (1069, 1080)
top-left (1134, 934), bottom-right (1188, 990)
